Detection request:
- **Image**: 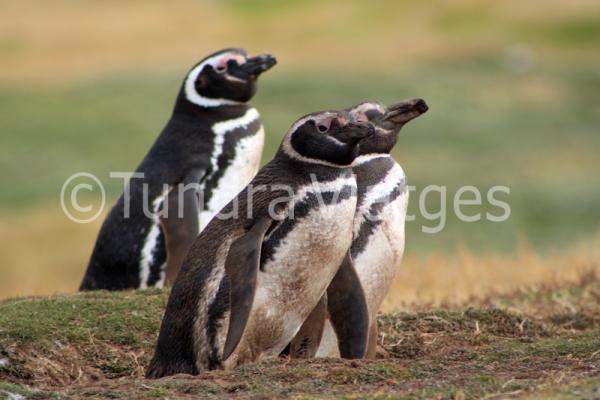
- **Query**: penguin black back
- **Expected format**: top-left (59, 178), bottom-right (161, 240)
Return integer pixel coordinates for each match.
top-left (80, 48), bottom-right (276, 291)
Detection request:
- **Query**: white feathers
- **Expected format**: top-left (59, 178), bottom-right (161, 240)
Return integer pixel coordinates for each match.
top-left (351, 153), bottom-right (389, 166)
top-left (315, 158), bottom-right (410, 358)
top-left (280, 134), bottom-right (347, 168)
top-left (294, 175), bottom-right (356, 204)
top-left (280, 113), bottom-right (354, 168)
top-left (353, 162), bottom-right (406, 237)
top-left (315, 319), bottom-right (340, 357)
top-left (348, 102), bottom-right (385, 119)
top-left (184, 53), bottom-right (244, 108)
top-left (242, 177), bottom-right (358, 358)
top-left (193, 237), bottom-right (231, 370)
top-left (212, 108), bottom-right (260, 135)
top-left (207, 108), bottom-right (260, 183)
top-left (198, 108), bottom-right (263, 231)
top-left (138, 186), bottom-right (170, 289)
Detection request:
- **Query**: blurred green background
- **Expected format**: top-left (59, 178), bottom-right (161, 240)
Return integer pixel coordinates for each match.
top-left (1, 0), bottom-right (599, 297)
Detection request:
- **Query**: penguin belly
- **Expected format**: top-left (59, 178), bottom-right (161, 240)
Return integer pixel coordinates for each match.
top-left (356, 191), bottom-right (408, 318)
top-left (316, 163), bottom-right (409, 357)
top-left (225, 192), bottom-right (357, 367)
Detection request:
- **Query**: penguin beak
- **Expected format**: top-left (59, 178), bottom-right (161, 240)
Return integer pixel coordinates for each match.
top-left (383, 98), bottom-right (429, 125)
top-left (240, 54), bottom-right (277, 77)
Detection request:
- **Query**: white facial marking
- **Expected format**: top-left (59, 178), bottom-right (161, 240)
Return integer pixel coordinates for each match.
top-left (184, 52), bottom-right (246, 107)
top-left (215, 54), bottom-right (246, 71)
top-left (349, 102), bottom-right (385, 120)
top-left (139, 186), bottom-right (170, 289)
top-left (281, 113), bottom-right (352, 168)
top-left (288, 112), bottom-right (341, 133)
top-left (349, 102), bottom-right (392, 136)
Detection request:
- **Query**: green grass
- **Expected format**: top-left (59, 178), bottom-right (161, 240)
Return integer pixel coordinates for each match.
top-left (1, 55), bottom-right (599, 253)
top-left (0, 290), bottom-right (167, 346)
top-left (0, 280), bottom-right (598, 398)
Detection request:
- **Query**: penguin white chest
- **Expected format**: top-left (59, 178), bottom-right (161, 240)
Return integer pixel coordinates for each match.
top-left (353, 163), bottom-right (409, 317)
top-left (199, 109), bottom-right (264, 231)
top-left (228, 177), bottom-right (358, 364)
top-left (354, 190), bottom-right (408, 316)
top-left (316, 162), bottom-right (409, 358)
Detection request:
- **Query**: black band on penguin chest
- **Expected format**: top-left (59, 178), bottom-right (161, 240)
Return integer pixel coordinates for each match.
top-left (201, 118), bottom-right (262, 206)
top-left (351, 157), bottom-right (407, 259)
top-left (260, 174), bottom-right (356, 264)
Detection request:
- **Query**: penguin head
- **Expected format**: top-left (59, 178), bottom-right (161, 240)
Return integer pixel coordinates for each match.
top-left (281, 111), bottom-right (375, 167)
top-left (346, 98), bottom-right (428, 155)
top-left (182, 48), bottom-right (277, 108)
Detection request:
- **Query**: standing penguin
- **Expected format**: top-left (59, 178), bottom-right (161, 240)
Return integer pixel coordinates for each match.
top-left (290, 98), bottom-right (429, 359)
top-left (79, 48), bottom-right (277, 291)
top-left (146, 111), bottom-right (374, 378)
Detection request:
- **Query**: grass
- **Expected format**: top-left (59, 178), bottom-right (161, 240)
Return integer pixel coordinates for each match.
top-left (0, 290), bottom-right (166, 345)
top-left (1, 1), bottom-right (599, 397)
top-left (0, 278), bottom-right (599, 398)
top-left (1, 0), bottom-right (599, 300)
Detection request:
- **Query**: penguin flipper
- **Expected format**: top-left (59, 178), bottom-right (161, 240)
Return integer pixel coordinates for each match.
top-left (327, 251), bottom-right (369, 358)
top-left (222, 216), bottom-right (272, 361)
top-left (160, 169), bottom-right (206, 286)
top-left (288, 293), bottom-right (327, 358)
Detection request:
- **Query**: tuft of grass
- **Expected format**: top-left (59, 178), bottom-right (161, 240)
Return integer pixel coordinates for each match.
top-left (141, 385), bottom-right (173, 398)
top-left (0, 381), bottom-right (31, 397)
top-left (0, 289), bottom-right (168, 346)
top-left (0, 380), bottom-right (60, 400)
top-left (0, 280), bottom-right (598, 398)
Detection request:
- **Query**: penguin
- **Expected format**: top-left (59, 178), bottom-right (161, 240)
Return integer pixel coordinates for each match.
top-left (79, 48), bottom-right (277, 291)
top-left (289, 98), bottom-right (429, 359)
top-left (146, 110), bottom-right (375, 378)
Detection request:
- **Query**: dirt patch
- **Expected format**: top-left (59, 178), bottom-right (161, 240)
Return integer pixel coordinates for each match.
top-left (1, 281), bottom-right (599, 398)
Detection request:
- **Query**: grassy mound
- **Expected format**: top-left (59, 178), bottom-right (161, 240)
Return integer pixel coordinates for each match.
top-left (1, 280), bottom-right (599, 399)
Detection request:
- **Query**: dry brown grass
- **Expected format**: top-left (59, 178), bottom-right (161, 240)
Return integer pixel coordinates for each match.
top-left (383, 237), bottom-right (600, 310)
top-left (1, 279), bottom-right (599, 398)
top-left (1, 206), bottom-right (598, 308)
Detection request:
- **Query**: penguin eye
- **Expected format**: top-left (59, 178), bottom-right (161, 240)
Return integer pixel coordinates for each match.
top-left (215, 65), bottom-right (227, 74)
top-left (316, 117), bottom-right (333, 133)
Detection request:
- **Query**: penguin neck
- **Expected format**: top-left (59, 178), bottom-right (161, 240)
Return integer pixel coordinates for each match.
top-left (276, 148), bottom-right (354, 178)
top-left (172, 92), bottom-right (250, 121)
top-left (352, 153), bottom-right (390, 166)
